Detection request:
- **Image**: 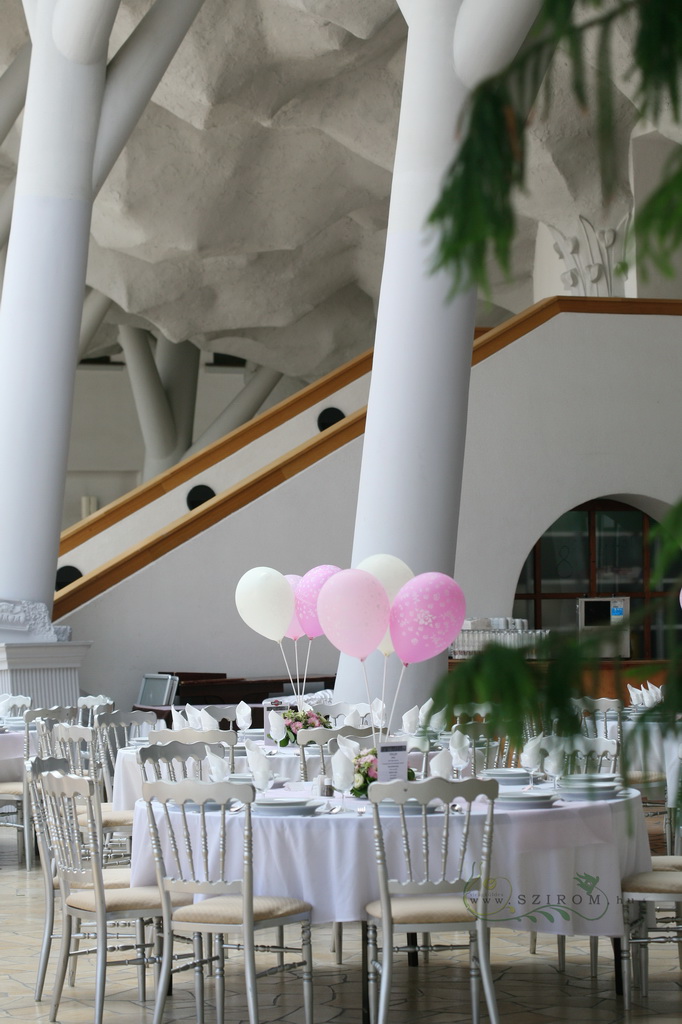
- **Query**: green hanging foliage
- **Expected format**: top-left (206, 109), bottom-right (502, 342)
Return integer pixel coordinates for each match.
top-left (429, 0), bottom-right (682, 293)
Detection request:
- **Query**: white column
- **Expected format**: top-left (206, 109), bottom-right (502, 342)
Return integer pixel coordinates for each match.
top-left (0, 0), bottom-right (121, 625)
top-left (335, 0), bottom-right (543, 711)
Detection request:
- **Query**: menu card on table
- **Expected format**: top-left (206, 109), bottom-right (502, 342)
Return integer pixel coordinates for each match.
top-left (377, 740), bottom-right (409, 782)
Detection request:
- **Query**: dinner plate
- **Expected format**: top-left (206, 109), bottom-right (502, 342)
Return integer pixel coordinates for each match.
top-left (496, 789), bottom-right (555, 808)
top-left (557, 788), bottom-right (621, 801)
top-left (377, 801), bottom-right (438, 816)
top-left (560, 774), bottom-right (618, 785)
top-left (483, 768), bottom-right (531, 786)
top-left (252, 798), bottom-right (321, 816)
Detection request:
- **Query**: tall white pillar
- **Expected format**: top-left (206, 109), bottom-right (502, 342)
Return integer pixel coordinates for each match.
top-left (335, 0), bottom-right (544, 713)
top-left (0, 0), bottom-right (121, 629)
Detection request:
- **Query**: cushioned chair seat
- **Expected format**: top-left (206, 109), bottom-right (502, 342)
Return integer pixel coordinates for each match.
top-left (622, 870), bottom-right (682, 894)
top-left (66, 885), bottom-right (165, 914)
top-left (0, 781), bottom-right (22, 796)
top-left (173, 893), bottom-right (311, 925)
top-left (626, 771), bottom-right (666, 783)
top-left (651, 856), bottom-right (682, 871)
top-left (365, 893), bottom-right (475, 925)
top-left (52, 865), bottom-right (132, 890)
top-left (77, 805), bottom-right (134, 829)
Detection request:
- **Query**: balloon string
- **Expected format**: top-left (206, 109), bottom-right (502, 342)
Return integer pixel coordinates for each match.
top-left (379, 656), bottom-right (388, 743)
top-left (301, 638), bottom-right (312, 702)
top-left (386, 663), bottom-right (407, 738)
top-left (278, 641), bottom-right (295, 695)
top-left (294, 639), bottom-right (300, 701)
top-left (360, 660), bottom-right (377, 748)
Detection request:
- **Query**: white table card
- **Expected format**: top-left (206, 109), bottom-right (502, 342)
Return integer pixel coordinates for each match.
top-left (377, 740), bottom-right (409, 782)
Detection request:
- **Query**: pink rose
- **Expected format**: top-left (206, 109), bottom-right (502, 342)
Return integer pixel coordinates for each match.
top-left (291, 720), bottom-right (303, 733)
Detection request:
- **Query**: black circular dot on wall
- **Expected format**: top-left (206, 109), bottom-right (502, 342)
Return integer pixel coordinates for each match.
top-left (317, 407), bottom-right (345, 432)
top-left (186, 484), bottom-right (216, 511)
top-left (55, 565), bottom-right (83, 591)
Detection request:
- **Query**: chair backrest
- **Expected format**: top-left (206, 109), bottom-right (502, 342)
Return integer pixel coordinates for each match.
top-left (367, 777), bottom-right (498, 905)
top-left (51, 723), bottom-right (101, 781)
top-left (78, 695), bottom-right (114, 726)
top-left (94, 710), bottom-right (160, 800)
top-left (41, 771), bottom-right (103, 899)
top-left (309, 701), bottom-right (371, 726)
top-left (26, 756), bottom-right (70, 872)
top-left (0, 693), bottom-right (31, 717)
top-left (297, 724), bottom-right (375, 780)
top-left (202, 705), bottom-right (239, 729)
top-left (137, 739), bottom-right (234, 784)
top-left (571, 696), bottom-right (623, 744)
top-left (563, 735), bottom-right (619, 774)
top-left (142, 778), bottom-right (255, 912)
top-left (148, 727), bottom-right (234, 746)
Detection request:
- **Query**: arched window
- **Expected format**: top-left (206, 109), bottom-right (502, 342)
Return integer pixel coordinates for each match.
top-left (513, 499), bottom-right (682, 659)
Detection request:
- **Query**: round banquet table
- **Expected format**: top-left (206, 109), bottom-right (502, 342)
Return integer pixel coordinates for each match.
top-left (130, 787), bottom-right (650, 938)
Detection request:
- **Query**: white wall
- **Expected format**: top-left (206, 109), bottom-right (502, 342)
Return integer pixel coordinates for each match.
top-left (59, 309), bottom-right (682, 711)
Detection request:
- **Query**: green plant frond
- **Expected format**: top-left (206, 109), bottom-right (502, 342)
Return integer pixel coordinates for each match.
top-left (633, 0), bottom-right (682, 121)
top-left (650, 495), bottom-right (682, 587)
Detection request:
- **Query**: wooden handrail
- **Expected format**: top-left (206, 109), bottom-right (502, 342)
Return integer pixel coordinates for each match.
top-left (54, 408), bottom-right (366, 618)
top-left (59, 347), bottom-right (374, 555)
top-left (55, 296), bottom-right (682, 617)
top-left (472, 295), bottom-right (682, 365)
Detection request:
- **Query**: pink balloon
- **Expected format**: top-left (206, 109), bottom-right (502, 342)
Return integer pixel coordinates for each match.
top-left (284, 574), bottom-right (305, 641)
top-left (317, 568), bottom-right (390, 660)
top-left (295, 564), bottom-right (341, 639)
top-left (389, 573), bottom-right (466, 665)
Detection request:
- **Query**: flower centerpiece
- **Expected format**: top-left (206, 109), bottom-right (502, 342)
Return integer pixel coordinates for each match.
top-left (272, 708), bottom-right (332, 747)
top-left (351, 748), bottom-right (415, 798)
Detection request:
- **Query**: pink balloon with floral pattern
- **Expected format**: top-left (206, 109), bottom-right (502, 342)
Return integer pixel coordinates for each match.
top-left (389, 572), bottom-right (466, 665)
top-left (295, 564), bottom-right (341, 639)
top-left (284, 574), bottom-right (305, 640)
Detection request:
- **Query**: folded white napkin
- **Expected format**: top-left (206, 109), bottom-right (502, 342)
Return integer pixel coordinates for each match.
top-left (336, 734), bottom-right (362, 761)
top-left (646, 680), bottom-right (663, 704)
top-left (627, 683), bottom-right (643, 706)
top-left (430, 707), bottom-right (447, 732)
top-left (520, 732), bottom-right (547, 772)
top-left (331, 748), bottom-right (355, 792)
top-left (371, 698), bottom-right (386, 729)
top-left (641, 686), bottom-right (657, 708)
top-left (430, 747), bottom-right (453, 780)
top-left (298, 699), bottom-right (313, 713)
top-left (402, 705), bottom-right (420, 735)
top-left (418, 698), bottom-right (434, 728)
top-left (199, 708), bottom-right (221, 731)
top-left (206, 749), bottom-right (231, 782)
top-left (449, 729), bottom-right (471, 769)
top-left (184, 704), bottom-right (203, 729)
top-left (236, 701), bottom-right (252, 731)
top-left (171, 707), bottom-right (188, 730)
top-left (344, 708), bottom-right (362, 728)
top-left (244, 738), bottom-right (270, 791)
top-left (268, 710), bottom-right (287, 743)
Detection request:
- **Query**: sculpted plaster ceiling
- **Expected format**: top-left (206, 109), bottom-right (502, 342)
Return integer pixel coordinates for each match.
top-left (0, 1), bottom-right (671, 387)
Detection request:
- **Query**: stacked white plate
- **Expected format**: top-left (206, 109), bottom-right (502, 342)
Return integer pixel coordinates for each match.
top-left (495, 788), bottom-right (556, 809)
top-left (252, 797), bottom-right (322, 816)
top-left (483, 768), bottom-right (532, 787)
top-left (557, 776), bottom-right (622, 801)
top-left (377, 800), bottom-right (437, 816)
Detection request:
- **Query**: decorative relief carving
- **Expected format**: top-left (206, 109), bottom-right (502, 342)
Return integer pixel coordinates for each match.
top-left (0, 599), bottom-right (57, 639)
top-left (549, 212), bottom-right (631, 297)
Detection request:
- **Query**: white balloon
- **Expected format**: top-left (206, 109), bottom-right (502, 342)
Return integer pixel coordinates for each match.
top-left (235, 566), bottom-right (294, 642)
top-left (356, 553), bottom-right (414, 656)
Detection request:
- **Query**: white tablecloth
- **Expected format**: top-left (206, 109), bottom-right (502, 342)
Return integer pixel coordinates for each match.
top-left (113, 745), bottom-right (318, 810)
top-left (130, 788), bottom-right (650, 937)
top-left (0, 728), bottom-right (36, 782)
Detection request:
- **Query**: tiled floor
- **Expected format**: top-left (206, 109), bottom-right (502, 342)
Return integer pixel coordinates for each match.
top-left (1, 825), bottom-right (681, 1024)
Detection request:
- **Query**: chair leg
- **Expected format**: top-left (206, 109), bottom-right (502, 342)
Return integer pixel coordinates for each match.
top-left (469, 931), bottom-right (481, 1024)
top-left (331, 921), bottom-right (343, 964)
top-left (135, 917), bottom-right (146, 1002)
top-left (152, 920), bottom-right (173, 1024)
top-left (529, 930), bottom-right (537, 954)
top-left (68, 916), bottom-right (81, 987)
top-left (276, 924), bottom-right (284, 968)
top-left (621, 906), bottom-right (632, 1010)
top-left (94, 910), bottom-right (108, 1024)
top-left (35, 880), bottom-right (55, 1000)
top-left (589, 935), bottom-right (598, 977)
top-left (193, 932), bottom-right (205, 1024)
top-left (376, 926), bottom-right (393, 1024)
top-left (557, 933), bottom-right (566, 972)
top-left (214, 934), bottom-right (225, 1024)
top-left (676, 902), bottom-right (682, 970)
top-left (243, 930), bottom-right (260, 1024)
top-left (476, 924), bottom-right (500, 1024)
top-left (49, 908), bottom-right (72, 1022)
top-left (366, 922), bottom-right (378, 1024)
top-left (301, 919), bottom-right (313, 1024)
